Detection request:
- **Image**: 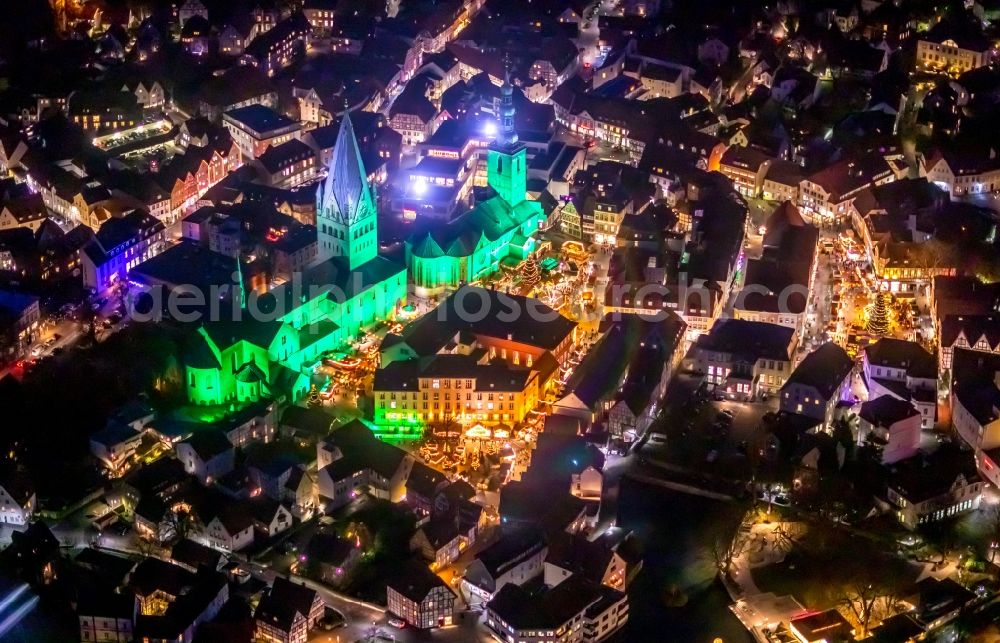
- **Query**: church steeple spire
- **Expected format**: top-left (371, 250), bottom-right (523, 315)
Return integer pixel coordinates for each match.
top-left (498, 54), bottom-right (518, 149)
top-left (487, 54), bottom-right (527, 206)
top-left (316, 112), bottom-right (378, 269)
top-left (319, 112), bottom-right (373, 224)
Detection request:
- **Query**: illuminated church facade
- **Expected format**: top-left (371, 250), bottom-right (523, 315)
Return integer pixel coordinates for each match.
top-left (406, 73), bottom-right (546, 296)
top-left (185, 114), bottom-right (407, 406)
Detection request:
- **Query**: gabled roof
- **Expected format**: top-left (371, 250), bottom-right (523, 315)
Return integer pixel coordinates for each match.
top-left (130, 558), bottom-right (197, 597)
top-left (487, 574), bottom-right (604, 630)
top-left (396, 286), bottom-right (577, 356)
top-left (178, 429), bottom-right (233, 461)
top-left (201, 317), bottom-right (284, 353)
top-left (783, 343), bottom-right (853, 400)
top-left (171, 538), bottom-right (224, 570)
top-left (884, 444), bottom-right (979, 503)
top-left (941, 313), bottom-right (1000, 351)
top-left (319, 420), bottom-right (410, 481)
top-left (474, 526), bottom-right (547, 579)
top-left (406, 461), bottom-right (448, 500)
top-left (387, 559), bottom-right (454, 603)
top-left (417, 515), bottom-right (462, 549)
top-left (306, 531), bottom-right (355, 565)
top-left (860, 395), bottom-right (920, 428)
top-left (280, 406), bottom-right (334, 438)
top-left (695, 319), bottom-right (795, 362)
top-left (864, 338), bottom-right (937, 379)
top-left (255, 576), bottom-right (320, 632)
top-left (564, 312), bottom-right (685, 412)
top-left (318, 112), bottom-right (373, 224)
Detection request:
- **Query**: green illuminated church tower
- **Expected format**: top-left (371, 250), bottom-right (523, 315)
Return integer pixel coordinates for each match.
top-left (406, 67), bottom-right (545, 296)
top-left (487, 69), bottom-right (527, 206)
top-left (183, 111), bottom-right (408, 408)
top-left (317, 113), bottom-right (378, 269)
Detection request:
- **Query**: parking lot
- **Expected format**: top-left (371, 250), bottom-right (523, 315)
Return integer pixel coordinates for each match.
top-left (640, 380), bottom-right (779, 480)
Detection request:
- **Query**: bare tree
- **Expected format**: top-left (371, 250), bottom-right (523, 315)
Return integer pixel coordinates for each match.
top-left (841, 559), bottom-right (907, 637)
top-left (842, 581), bottom-right (881, 638)
top-left (770, 522), bottom-right (799, 554)
top-left (164, 507), bottom-right (199, 542)
top-left (987, 505), bottom-right (1000, 564)
top-left (711, 535), bottom-right (746, 576)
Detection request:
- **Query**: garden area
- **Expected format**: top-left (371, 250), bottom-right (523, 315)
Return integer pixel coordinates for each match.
top-left (752, 523), bottom-right (923, 636)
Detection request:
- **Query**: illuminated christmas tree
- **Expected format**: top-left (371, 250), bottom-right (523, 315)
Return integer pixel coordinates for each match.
top-left (307, 384), bottom-right (321, 407)
top-left (521, 258), bottom-right (540, 289)
top-left (866, 291), bottom-right (891, 336)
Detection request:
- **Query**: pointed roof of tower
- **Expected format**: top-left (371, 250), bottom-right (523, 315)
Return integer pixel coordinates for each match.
top-left (321, 112), bottom-right (372, 223)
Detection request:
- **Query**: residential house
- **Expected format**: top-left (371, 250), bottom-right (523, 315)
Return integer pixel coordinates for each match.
top-left (0, 472), bottom-right (35, 526)
top-left (884, 445), bottom-right (983, 529)
top-left (0, 289), bottom-right (40, 361)
top-left (462, 527), bottom-right (548, 606)
top-left (78, 592), bottom-right (137, 643)
top-left (862, 338), bottom-right (937, 429)
top-left (544, 529), bottom-right (640, 592)
top-left (860, 396), bottom-right (922, 464)
top-left (410, 514), bottom-right (464, 571)
top-left (685, 319), bottom-right (798, 400)
top-left (940, 314), bottom-right (1000, 375)
top-left (922, 147), bottom-right (1000, 198)
top-left (283, 466), bottom-right (317, 519)
top-left (779, 342), bottom-right (855, 429)
top-left (554, 313), bottom-right (686, 443)
top-left (130, 561), bottom-right (229, 643)
top-left (389, 77), bottom-right (442, 146)
top-left (951, 348), bottom-right (1000, 487)
top-left (204, 504), bottom-right (255, 552)
top-left (251, 499), bottom-right (294, 539)
top-left (223, 104), bottom-right (303, 160)
top-left (571, 466), bottom-right (602, 500)
top-left (306, 531), bottom-right (362, 586)
top-left (175, 430), bottom-right (235, 485)
top-left (196, 66), bottom-right (278, 120)
top-left (761, 160), bottom-right (804, 203)
top-left (386, 560), bottom-right (456, 629)
top-left (931, 276), bottom-right (1000, 338)
top-left (171, 538), bottom-right (225, 572)
top-left (315, 420), bottom-right (414, 510)
top-left (485, 573), bottom-right (628, 643)
top-left (798, 153), bottom-right (896, 224)
top-left (81, 209), bottom-right (166, 294)
top-left (405, 461), bottom-right (449, 516)
top-left (90, 422), bottom-right (148, 477)
top-left (254, 576), bottom-right (325, 643)
top-left (719, 145), bottom-right (772, 198)
top-left (0, 193), bottom-right (47, 232)
top-left (252, 139), bottom-right (317, 188)
top-left (499, 480), bottom-right (588, 536)
top-left (244, 12), bottom-right (311, 77)
top-left (733, 201), bottom-right (818, 334)
top-left (849, 178), bottom-right (957, 295)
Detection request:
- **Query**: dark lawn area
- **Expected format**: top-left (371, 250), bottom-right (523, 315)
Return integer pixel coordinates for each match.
top-left (752, 527), bottom-right (923, 609)
top-left (612, 475), bottom-right (753, 643)
top-left (334, 497), bottom-right (418, 603)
